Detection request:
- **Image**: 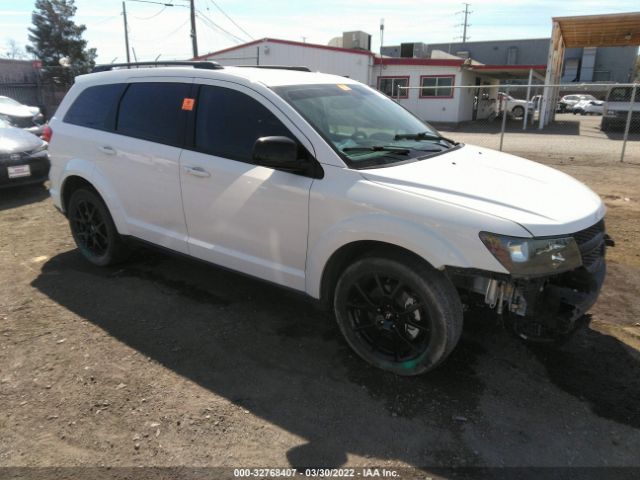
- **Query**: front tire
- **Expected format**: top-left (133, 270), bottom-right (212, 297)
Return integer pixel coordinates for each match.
top-left (68, 188), bottom-right (129, 266)
top-left (333, 254), bottom-right (463, 375)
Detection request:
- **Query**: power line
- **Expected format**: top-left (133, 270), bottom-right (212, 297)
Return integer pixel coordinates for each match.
top-left (196, 10), bottom-right (245, 44)
top-left (207, 0), bottom-right (253, 40)
top-left (127, 0), bottom-right (181, 6)
top-left (134, 5), bottom-right (167, 20)
top-left (145, 18), bottom-right (190, 43)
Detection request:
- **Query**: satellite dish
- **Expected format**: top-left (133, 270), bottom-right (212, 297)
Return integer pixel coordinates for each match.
top-left (59, 56), bottom-right (71, 67)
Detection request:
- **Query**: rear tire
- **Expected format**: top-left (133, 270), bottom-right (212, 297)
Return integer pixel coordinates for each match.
top-left (512, 106), bottom-right (525, 119)
top-left (333, 254), bottom-right (463, 375)
top-left (601, 118), bottom-right (611, 131)
top-left (68, 188), bottom-right (129, 267)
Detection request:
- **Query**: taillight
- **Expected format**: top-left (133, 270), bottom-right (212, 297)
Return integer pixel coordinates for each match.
top-left (42, 124), bottom-right (52, 143)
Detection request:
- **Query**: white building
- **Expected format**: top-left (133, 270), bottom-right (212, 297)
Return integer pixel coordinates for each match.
top-left (195, 38), bottom-right (530, 124)
top-left (196, 38), bottom-right (373, 84)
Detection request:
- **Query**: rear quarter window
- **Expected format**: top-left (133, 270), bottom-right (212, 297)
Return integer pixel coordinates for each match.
top-left (63, 84), bottom-right (126, 130)
top-left (116, 82), bottom-right (191, 146)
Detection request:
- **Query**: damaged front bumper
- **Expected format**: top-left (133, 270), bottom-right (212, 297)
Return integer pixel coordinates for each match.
top-left (448, 220), bottom-right (609, 342)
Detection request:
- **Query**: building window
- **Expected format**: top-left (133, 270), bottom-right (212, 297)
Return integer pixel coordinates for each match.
top-left (377, 76), bottom-right (409, 98)
top-left (419, 75), bottom-right (454, 99)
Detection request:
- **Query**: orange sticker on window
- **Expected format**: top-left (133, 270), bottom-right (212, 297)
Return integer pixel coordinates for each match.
top-left (182, 98), bottom-right (195, 111)
top-left (337, 84), bottom-right (351, 91)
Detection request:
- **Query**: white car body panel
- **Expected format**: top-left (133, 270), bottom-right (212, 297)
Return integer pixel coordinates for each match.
top-left (304, 165), bottom-right (533, 297)
top-left (0, 101), bottom-right (39, 118)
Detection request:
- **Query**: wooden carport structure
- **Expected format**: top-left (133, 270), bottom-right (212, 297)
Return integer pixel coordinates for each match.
top-left (539, 12), bottom-right (640, 129)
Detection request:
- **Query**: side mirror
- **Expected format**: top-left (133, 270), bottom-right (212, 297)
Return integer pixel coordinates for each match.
top-left (252, 136), bottom-right (300, 170)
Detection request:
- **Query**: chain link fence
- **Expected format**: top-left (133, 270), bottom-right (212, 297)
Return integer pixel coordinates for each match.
top-left (396, 82), bottom-right (639, 164)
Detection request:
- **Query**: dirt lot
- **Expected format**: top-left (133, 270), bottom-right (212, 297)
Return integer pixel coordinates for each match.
top-left (1, 129), bottom-right (640, 477)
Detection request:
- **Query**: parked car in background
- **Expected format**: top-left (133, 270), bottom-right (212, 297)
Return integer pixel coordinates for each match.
top-left (48, 62), bottom-right (609, 375)
top-left (0, 117), bottom-right (50, 188)
top-left (0, 96), bottom-right (46, 136)
top-left (573, 99), bottom-right (604, 116)
top-left (601, 86), bottom-right (640, 132)
top-left (498, 92), bottom-right (532, 119)
top-left (558, 94), bottom-right (597, 113)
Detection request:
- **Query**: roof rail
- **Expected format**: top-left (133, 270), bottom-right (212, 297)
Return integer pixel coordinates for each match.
top-left (233, 65), bottom-right (311, 72)
top-left (92, 61), bottom-right (223, 73)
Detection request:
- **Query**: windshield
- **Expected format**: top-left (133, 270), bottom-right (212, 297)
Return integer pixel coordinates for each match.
top-left (0, 96), bottom-right (22, 107)
top-left (273, 83), bottom-right (456, 168)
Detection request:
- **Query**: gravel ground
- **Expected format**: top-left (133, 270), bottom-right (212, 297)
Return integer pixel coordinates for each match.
top-left (1, 124), bottom-right (640, 478)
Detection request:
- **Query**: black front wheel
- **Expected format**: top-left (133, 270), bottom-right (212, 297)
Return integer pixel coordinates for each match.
top-left (334, 254), bottom-right (463, 375)
top-left (68, 188), bottom-right (129, 266)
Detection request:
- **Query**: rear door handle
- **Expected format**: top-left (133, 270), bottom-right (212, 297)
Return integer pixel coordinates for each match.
top-left (98, 145), bottom-right (116, 155)
top-left (183, 165), bottom-right (211, 178)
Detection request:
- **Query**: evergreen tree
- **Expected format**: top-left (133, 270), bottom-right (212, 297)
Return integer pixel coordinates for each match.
top-left (26, 0), bottom-right (97, 86)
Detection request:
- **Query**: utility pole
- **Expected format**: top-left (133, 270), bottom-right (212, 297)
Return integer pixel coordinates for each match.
top-left (122, 1), bottom-right (131, 63)
top-left (461, 3), bottom-right (471, 43)
top-left (190, 0), bottom-right (198, 58)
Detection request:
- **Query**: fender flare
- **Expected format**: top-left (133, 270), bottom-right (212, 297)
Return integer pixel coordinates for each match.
top-left (305, 213), bottom-right (471, 299)
top-left (59, 159), bottom-right (130, 235)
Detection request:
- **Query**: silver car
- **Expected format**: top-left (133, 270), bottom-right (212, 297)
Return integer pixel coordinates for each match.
top-left (0, 118), bottom-right (50, 188)
top-left (0, 95), bottom-right (45, 136)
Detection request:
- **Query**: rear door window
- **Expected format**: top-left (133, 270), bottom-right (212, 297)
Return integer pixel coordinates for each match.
top-left (64, 84), bottom-right (126, 130)
top-left (116, 82), bottom-right (191, 146)
top-left (194, 85), bottom-right (293, 162)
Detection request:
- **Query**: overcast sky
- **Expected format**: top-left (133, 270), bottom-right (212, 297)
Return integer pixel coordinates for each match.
top-left (1, 0), bottom-right (639, 63)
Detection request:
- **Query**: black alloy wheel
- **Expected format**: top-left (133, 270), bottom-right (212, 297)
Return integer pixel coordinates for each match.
top-left (334, 254), bottom-right (463, 375)
top-left (345, 273), bottom-right (431, 363)
top-left (68, 188), bottom-right (129, 266)
top-left (72, 198), bottom-right (109, 257)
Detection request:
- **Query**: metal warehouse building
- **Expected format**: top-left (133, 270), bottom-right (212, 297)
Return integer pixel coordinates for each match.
top-left (382, 38), bottom-right (637, 84)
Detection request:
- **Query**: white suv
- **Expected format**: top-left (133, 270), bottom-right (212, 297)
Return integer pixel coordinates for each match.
top-left (48, 62), bottom-right (608, 375)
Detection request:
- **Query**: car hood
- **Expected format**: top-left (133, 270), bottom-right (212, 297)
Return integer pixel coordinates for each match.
top-left (359, 145), bottom-right (605, 237)
top-left (0, 126), bottom-right (44, 154)
top-left (0, 103), bottom-right (37, 118)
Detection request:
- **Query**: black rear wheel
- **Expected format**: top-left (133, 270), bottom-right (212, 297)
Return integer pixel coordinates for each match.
top-left (68, 188), bottom-right (129, 266)
top-left (334, 254), bottom-right (463, 375)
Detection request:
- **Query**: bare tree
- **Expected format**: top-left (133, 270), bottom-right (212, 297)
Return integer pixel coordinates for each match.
top-left (5, 39), bottom-right (27, 59)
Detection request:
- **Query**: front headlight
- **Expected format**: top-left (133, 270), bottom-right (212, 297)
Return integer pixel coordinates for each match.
top-left (479, 232), bottom-right (582, 277)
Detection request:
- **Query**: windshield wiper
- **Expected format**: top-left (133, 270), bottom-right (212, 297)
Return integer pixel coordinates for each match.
top-left (394, 131), bottom-right (458, 144)
top-left (342, 146), bottom-right (411, 155)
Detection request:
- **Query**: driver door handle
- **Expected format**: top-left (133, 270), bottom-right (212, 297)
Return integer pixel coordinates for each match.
top-left (183, 165), bottom-right (211, 178)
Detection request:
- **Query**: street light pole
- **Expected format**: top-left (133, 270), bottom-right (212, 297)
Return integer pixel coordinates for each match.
top-left (122, 1), bottom-right (131, 63)
top-left (190, 0), bottom-right (198, 58)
